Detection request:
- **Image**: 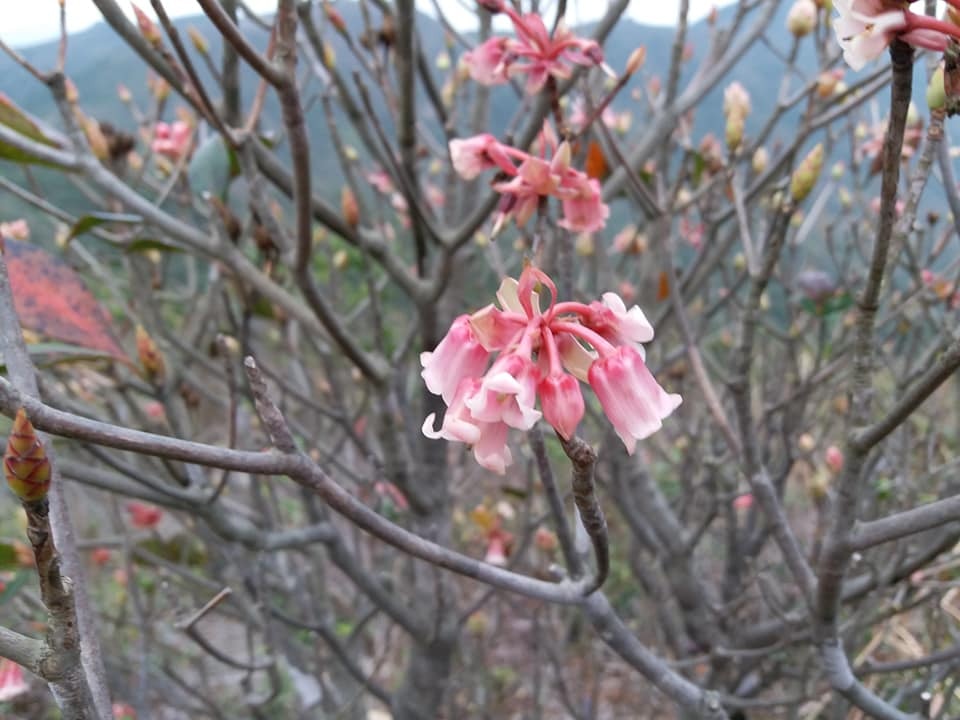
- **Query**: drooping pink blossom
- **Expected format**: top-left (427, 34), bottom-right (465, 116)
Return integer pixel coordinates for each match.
top-left (556, 174), bottom-right (608, 233)
top-left (127, 501), bottom-right (163, 529)
top-left (588, 345), bottom-right (683, 455)
top-left (824, 445), bottom-right (845, 474)
top-left (420, 315), bottom-right (490, 404)
top-left (0, 659), bottom-right (28, 702)
top-left (0, 219), bottom-right (29, 241)
top-left (449, 134), bottom-right (514, 180)
top-left (449, 129), bottom-right (609, 233)
top-left (463, 8), bottom-right (610, 95)
top-left (464, 351), bottom-right (542, 430)
top-left (463, 37), bottom-right (511, 85)
top-left (584, 292), bottom-right (655, 346)
top-left (732, 493), bottom-right (755, 511)
top-left (151, 121), bottom-right (192, 159)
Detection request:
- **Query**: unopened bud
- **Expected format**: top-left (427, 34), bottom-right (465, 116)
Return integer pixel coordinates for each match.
top-left (790, 143), bottom-right (824, 202)
top-left (322, 43), bottom-right (336, 70)
top-left (798, 432), bottom-right (816, 453)
top-left (132, 4), bottom-right (163, 47)
top-left (341, 187), bottom-right (359, 228)
top-left (82, 116), bottom-right (110, 161)
top-left (824, 445), bottom-right (844, 474)
top-left (928, 65), bottom-right (946, 111)
top-left (786, 0), bottom-right (817, 38)
top-left (332, 249), bottom-right (349, 270)
top-left (574, 233), bottom-right (594, 257)
top-left (816, 69), bottom-right (843, 98)
top-left (117, 84), bottom-right (132, 103)
top-left (4, 409), bottom-right (51, 503)
top-left (324, 1), bottom-right (348, 34)
top-left (726, 113), bottom-right (745, 151)
top-left (625, 47), bottom-right (646, 76)
top-left (187, 26), bottom-right (208, 54)
top-left (136, 325), bottom-right (166, 383)
top-left (152, 77), bottom-right (170, 101)
top-left (808, 470), bottom-right (829, 502)
top-left (534, 527), bottom-right (558, 552)
top-left (752, 146), bottom-right (769, 174)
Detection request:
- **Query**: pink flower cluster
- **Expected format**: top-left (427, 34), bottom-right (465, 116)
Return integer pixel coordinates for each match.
top-left (151, 121), bottom-right (192, 159)
top-left (449, 127), bottom-right (609, 233)
top-left (422, 266), bottom-right (681, 474)
top-left (465, 1), bottom-right (610, 94)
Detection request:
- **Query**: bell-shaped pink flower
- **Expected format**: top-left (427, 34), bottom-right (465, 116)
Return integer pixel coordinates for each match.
top-left (421, 315), bottom-right (490, 403)
top-left (449, 134), bottom-right (514, 180)
top-left (465, 352), bottom-right (542, 430)
top-left (0, 658), bottom-right (28, 702)
top-left (557, 175), bottom-right (609, 233)
top-left (422, 378), bottom-right (483, 445)
top-left (483, 530), bottom-right (510, 565)
top-left (588, 345), bottom-right (682, 454)
top-left (473, 420), bottom-right (512, 475)
top-left (538, 372), bottom-right (584, 440)
top-left (464, 37), bottom-right (511, 86)
top-left (469, 304), bottom-right (526, 352)
top-left (152, 121), bottom-right (192, 159)
top-left (586, 292), bottom-right (655, 346)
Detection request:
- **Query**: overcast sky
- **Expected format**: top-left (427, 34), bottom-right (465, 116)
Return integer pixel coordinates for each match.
top-left (4, 1), bottom-right (729, 47)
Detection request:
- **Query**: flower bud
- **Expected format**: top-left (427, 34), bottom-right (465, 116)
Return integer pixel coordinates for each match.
top-left (752, 147), bottom-right (768, 174)
top-left (816, 69), bottom-right (843, 98)
top-left (322, 43), bottom-right (336, 70)
top-left (726, 113), bottom-right (745, 151)
top-left (534, 527), bottom-right (558, 552)
top-left (132, 4), bottom-right (162, 47)
top-left (538, 373), bottom-right (584, 441)
top-left (790, 143), bottom-right (824, 202)
top-left (625, 46), bottom-right (646, 76)
top-left (117, 84), bottom-right (132, 103)
top-left (927, 65), bottom-right (946, 111)
top-left (82, 116), bottom-right (110, 161)
top-left (824, 445), bottom-right (844, 474)
top-left (136, 325), bottom-right (166, 383)
top-left (808, 470), bottom-right (829, 502)
top-left (323, 1), bottom-right (348, 34)
top-left (798, 432), bottom-right (816, 453)
top-left (786, 0), bottom-right (817, 37)
top-left (341, 187), bottom-right (359, 228)
top-left (187, 26), bottom-right (208, 54)
top-left (4, 409), bottom-right (51, 503)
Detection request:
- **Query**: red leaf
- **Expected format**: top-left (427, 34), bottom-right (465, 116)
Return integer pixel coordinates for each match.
top-left (4, 240), bottom-right (128, 361)
top-left (584, 140), bottom-right (608, 181)
top-left (657, 270), bottom-right (671, 301)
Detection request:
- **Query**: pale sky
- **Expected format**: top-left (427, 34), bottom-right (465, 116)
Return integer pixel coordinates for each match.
top-left (4, 0), bottom-right (729, 47)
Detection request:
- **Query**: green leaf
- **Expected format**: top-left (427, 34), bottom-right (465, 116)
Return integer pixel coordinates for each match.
top-left (67, 212), bottom-right (143, 243)
top-left (124, 238), bottom-right (183, 254)
top-left (26, 341), bottom-right (123, 366)
top-left (187, 134), bottom-right (238, 198)
top-left (0, 541), bottom-right (18, 571)
top-left (0, 92), bottom-right (63, 167)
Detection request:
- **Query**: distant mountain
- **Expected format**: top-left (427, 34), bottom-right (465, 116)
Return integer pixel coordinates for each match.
top-left (0, 2), bottom-right (872, 236)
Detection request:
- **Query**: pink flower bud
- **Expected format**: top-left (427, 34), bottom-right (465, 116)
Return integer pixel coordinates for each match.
top-left (824, 445), bottom-right (844, 474)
